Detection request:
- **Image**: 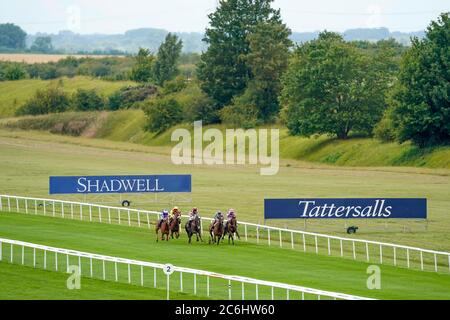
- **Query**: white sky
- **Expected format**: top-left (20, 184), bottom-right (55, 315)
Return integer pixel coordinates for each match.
top-left (0, 0), bottom-right (448, 34)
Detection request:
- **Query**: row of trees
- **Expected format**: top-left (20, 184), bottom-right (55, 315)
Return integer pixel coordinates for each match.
top-left (0, 23), bottom-right (54, 53)
top-left (185, 0), bottom-right (449, 147)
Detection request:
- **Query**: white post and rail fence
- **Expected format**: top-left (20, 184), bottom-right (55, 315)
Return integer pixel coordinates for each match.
top-left (1, 194), bottom-right (449, 274)
top-left (0, 237), bottom-right (372, 300)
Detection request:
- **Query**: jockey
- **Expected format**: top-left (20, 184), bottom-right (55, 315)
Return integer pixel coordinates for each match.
top-left (227, 208), bottom-right (236, 221)
top-left (213, 211), bottom-right (224, 227)
top-left (170, 206), bottom-right (180, 220)
top-left (189, 207), bottom-right (199, 221)
top-left (158, 209), bottom-right (169, 228)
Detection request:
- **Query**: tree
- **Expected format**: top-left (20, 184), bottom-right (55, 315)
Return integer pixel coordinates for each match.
top-left (130, 48), bottom-right (155, 83)
top-left (153, 33), bottom-right (183, 86)
top-left (222, 21), bottom-right (292, 125)
top-left (197, 0), bottom-right (282, 119)
top-left (16, 87), bottom-right (70, 116)
top-left (72, 89), bottom-right (105, 111)
top-left (280, 32), bottom-right (393, 139)
top-left (0, 23), bottom-right (26, 50)
top-left (143, 97), bottom-right (183, 133)
top-left (389, 13), bottom-right (450, 146)
top-left (30, 36), bottom-right (53, 53)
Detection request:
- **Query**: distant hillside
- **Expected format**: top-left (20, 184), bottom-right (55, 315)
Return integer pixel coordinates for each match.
top-left (26, 27), bottom-right (424, 54)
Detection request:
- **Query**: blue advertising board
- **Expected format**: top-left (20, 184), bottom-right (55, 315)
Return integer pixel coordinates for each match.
top-left (49, 175), bottom-right (191, 194)
top-left (264, 198), bottom-right (427, 219)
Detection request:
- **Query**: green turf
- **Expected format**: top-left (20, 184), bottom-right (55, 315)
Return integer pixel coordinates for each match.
top-left (0, 261), bottom-right (201, 300)
top-left (0, 77), bottom-right (136, 118)
top-left (0, 212), bottom-right (449, 300)
top-left (0, 132), bottom-right (449, 252)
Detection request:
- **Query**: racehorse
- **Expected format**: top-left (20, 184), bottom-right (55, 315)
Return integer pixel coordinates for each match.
top-left (223, 216), bottom-right (240, 245)
top-left (156, 219), bottom-right (170, 242)
top-left (209, 216), bottom-right (224, 245)
top-left (185, 215), bottom-right (203, 244)
top-left (169, 212), bottom-right (181, 239)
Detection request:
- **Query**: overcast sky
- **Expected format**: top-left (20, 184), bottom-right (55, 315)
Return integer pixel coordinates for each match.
top-left (1, 0), bottom-right (448, 34)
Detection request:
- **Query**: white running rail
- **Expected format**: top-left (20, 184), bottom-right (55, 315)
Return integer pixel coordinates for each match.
top-left (1, 194), bottom-right (449, 274)
top-left (0, 237), bottom-right (372, 300)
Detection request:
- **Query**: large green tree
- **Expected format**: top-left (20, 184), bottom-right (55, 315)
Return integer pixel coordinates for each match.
top-left (130, 48), bottom-right (155, 83)
top-left (153, 33), bottom-right (183, 86)
top-left (197, 0), bottom-right (282, 121)
top-left (280, 32), bottom-right (394, 139)
top-left (0, 23), bottom-right (26, 50)
top-left (389, 13), bottom-right (450, 146)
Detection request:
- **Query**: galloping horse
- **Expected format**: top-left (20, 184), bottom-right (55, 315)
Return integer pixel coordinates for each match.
top-left (156, 219), bottom-right (170, 242)
top-left (169, 212), bottom-right (181, 239)
top-left (209, 216), bottom-right (224, 245)
top-left (185, 215), bottom-right (203, 244)
top-left (223, 216), bottom-right (240, 245)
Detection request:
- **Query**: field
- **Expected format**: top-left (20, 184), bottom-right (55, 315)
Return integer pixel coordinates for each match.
top-left (0, 77), bottom-right (136, 118)
top-left (1, 212), bottom-right (450, 300)
top-left (0, 53), bottom-right (120, 64)
top-left (0, 126), bottom-right (449, 299)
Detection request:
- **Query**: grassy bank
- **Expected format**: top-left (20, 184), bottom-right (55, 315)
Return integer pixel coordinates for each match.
top-left (3, 109), bottom-right (450, 169)
top-left (0, 77), bottom-right (136, 118)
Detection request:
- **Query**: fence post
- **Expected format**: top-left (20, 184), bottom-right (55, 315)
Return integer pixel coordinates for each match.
top-left (66, 255), bottom-right (69, 272)
top-left (103, 260), bottom-right (106, 280)
top-left (241, 282), bottom-right (245, 300)
top-left (366, 243), bottom-right (369, 262)
top-left (256, 227), bottom-right (259, 244)
top-left (33, 248), bottom-right (35, 267)
top-left (448, 255), bottom-right (450, 273)
top-left (352, 241), bottom-right (356, 260)
top-left (256, 284), bottom-right (259, 300)
top-left (128, 264), bottom-right (131, 283)
top-left (279, 230), bottom-right (282, 248)
top-left (115, 262), bottom-right (118, 281)
top-left (291, 232), bottom-right (294, 249)
top-left (90, 258), bottom-right (93, 277)
top-left (327, 237), bottom-right (331, 255)
top-left (61, 202), bottom-right (64, 218)
top-left (25, 199), bottom-right (28, 214)
top-left (245, 224), bottom-right (248, 241)
top-left (268, 229), bottom-right (271, 246)
top-left (271, 287), bottom-right (274, 300)
top-left (287, 289), bottom-right (290, 301)
top-left (127, 210), bottom-right (131, 226)
top-left (153, 267), bottom-right (156, 288)
top-left (43, 200), bottom-right (46, 215)
top-left (71, 203), bottom-right (74, 219)
top-left (89, 205), bottom-right (92, 222)
top-left (194, 273), bottom-right (197, 295)
top-left (207, 276), bottom-right (210, 297)
top-left (78, 256), bottom-right (81, 274)
top-left (7, 197), bottom-right (11, 212)
top-left (0, 242), bottom-right (2, 261)
top-left (303, 234), bottom-right (306, 252)
top-left (434, 254), bottom-right (438, 272)
top-left (315, 235), bottom-right (318, 254)
top-left (141, 265), bottom-right (144, 286)
top-left (10, 244), bottom-right (13, 263)
top-left (35, 200), bottom-right (37, 215)
top-left (379, 245), bottom-right (383, 264)
top-left (406, 249), bottom-right (410, 268)
top-left (16, 198), bottom-right (19, 212)
top-left (22, 245), bottom-right (24, 265)
top-left (228, 280), bottom-right (232, 300)
top-left (0, 195), bottom-right (2, 211)
top-left (180, 272), bottom-right (183, 292)
top-left (52, 201), bottom-right (55, 216)
top-left (118, 209), bottom-right (121, 225)
top-left (147, 213), bottom-right (150, 229)
top-left (394, 247), bottom-right (397, 266)
top-left (137, 212), bottom-right (141, 227)
top-left (302, 292), bottom-right (305, 301)
top-left (108, 208), bottom-right (111, 224)
top-left (99, 208), bottom-right (102, 223)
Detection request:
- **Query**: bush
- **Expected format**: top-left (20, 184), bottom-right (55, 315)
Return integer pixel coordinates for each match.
top-left (108, 84), bottom-right (157, 110)
top-left (16, 87), bottom-right (70, 116)
top-left (4, 63), bottom-right (27, 80)
top-left (373, 111), bottom-right (397, 142)
top-left (27, 63), bottom-right (59, 80)
top-left (72, 89), bottom-right (105, 111)
top-left (220, 88), bottom-right (261, 128)
top-left (162, 76), bottom-right (187, 94)
top-left (143, 97), bottom-right (183, 133)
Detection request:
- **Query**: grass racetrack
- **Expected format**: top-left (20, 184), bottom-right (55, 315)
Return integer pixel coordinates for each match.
top-left (0, 212), bottom-right (450, 300)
